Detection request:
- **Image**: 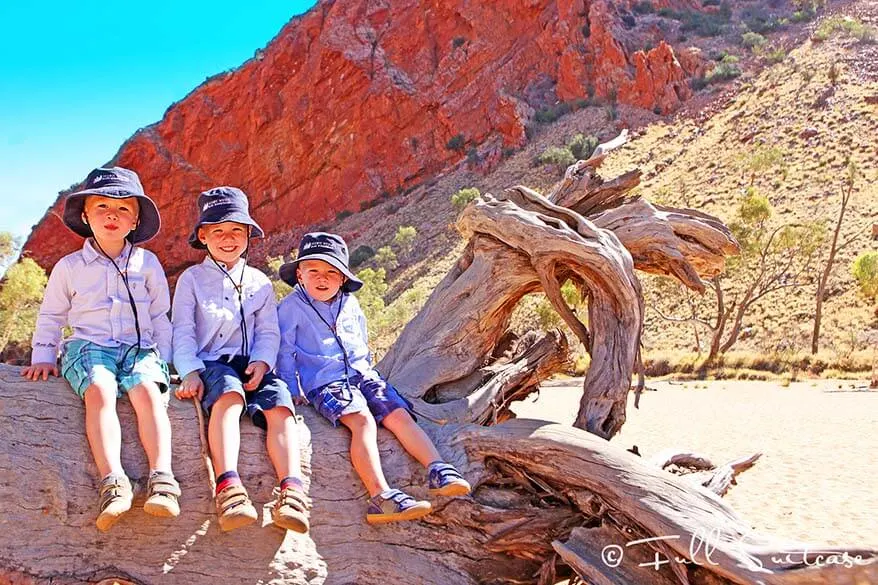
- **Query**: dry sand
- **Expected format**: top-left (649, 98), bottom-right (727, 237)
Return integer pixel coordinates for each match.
top-left (510, 378), bottom-right (878, 548)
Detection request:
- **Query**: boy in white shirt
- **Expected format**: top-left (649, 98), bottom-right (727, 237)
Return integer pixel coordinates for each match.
top-left (172, 187), bottom-right (308, 533)
top-left (22, 167), bottom-right (179, 531)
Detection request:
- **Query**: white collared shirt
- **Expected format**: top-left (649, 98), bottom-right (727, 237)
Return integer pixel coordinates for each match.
top-left (171, 256), bottom-right (280, 377)
top-left (31, 239), bottom-right (172, 364)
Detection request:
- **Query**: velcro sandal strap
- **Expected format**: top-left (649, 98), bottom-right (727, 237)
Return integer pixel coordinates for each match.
top-left (99, 475), bottom-right (132, 510)
top-left (148, 473), bottom-right (181, 497)
top-left (278, 487), bottom-right (310, 512)
top-left (217, 485), bottom-right (252, 514)
top-left (380, 489), bottom-right (417, 513)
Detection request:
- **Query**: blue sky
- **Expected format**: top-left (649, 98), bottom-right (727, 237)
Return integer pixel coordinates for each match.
top-left (0, 0), bottom-right (317, 241)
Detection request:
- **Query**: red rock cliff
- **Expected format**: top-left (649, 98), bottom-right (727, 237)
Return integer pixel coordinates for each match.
top-left (24, 0), bottom-right (702, 275)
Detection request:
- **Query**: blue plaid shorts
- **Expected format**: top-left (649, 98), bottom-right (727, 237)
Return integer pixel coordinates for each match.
top-left (60, 339), bottom-right (170, 399)
top-left (306, 373), bottom-right (411, 427)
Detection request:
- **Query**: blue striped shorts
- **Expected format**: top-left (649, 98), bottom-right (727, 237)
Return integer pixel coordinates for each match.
top-left (60, 339), bottom-right (170, 399)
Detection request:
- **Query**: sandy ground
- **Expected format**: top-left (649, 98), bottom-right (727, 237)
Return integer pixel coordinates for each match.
top-left (510, 378), bottom-right (878, 548)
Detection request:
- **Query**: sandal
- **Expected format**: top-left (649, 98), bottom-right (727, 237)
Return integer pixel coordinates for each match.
top-left (366, 489), bottom-right (431, 524)
top-left (143, 471), bottom-right (181, 518)
top-left (427, 463), bottom-right (471, 497)
top-left (96, 474), bottom-right (133, 532)
top-left (272, 485), bottom-right (310, 533)
top-left (216, 484), bottom-right (258, 532)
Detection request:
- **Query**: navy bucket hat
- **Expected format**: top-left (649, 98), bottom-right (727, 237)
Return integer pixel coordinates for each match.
top-left (279, 232), bottom-right (363, 293)
top-left (63, 167), bottom-right (161, 244)
top-left (188, 186), bottom-right (265, 249)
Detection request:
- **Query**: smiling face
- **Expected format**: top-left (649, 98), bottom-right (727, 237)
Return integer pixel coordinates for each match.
top-left (198, 221), bottom-right (250, 265)
top-left (83, 195), bottom-right (139, 245)
top-left (297, 259), bottom-right (346, 302)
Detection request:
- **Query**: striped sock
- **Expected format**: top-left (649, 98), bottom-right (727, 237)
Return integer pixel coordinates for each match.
top-left (280, 476), bottom-right (305, 492)
top-left (216, 470), bottom-right (242, 496)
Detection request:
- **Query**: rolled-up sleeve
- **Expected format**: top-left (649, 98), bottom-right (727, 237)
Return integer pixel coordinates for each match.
top-left (171, 271), bottom-right (205, 377)
top-left (250, 283), bottom-right (280, 370)
top-left (146, 256), bottom-right (173, 361)
top-left (276, 300), bottom-right (304, 399)
top-left (31, 258), bottom-right (72, 365)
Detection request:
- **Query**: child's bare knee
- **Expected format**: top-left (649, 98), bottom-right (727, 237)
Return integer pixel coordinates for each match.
top-left (127, 381), bottom-right (163, 402)
top-left (214, 391), bottom-right (245, 411)
top-left (83, 383), bottom-right (117, 406)
top-left (264, 405), bottom-right (295, 425)
top-left (382, 408), bottom-right (412, 426)
top-left (340, 411), bottom-right (374, 430)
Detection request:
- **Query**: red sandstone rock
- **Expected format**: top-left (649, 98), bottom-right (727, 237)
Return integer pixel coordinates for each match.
top-left (24, 0), bottom-right (703, 275)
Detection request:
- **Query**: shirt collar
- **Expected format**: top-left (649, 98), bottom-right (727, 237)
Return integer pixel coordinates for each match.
top-left (295, 284), bottom-right (344, 309)
top-left (82, 238), bottom-right (133, 265)
top-left (201, 255), bottom-right (246, 274)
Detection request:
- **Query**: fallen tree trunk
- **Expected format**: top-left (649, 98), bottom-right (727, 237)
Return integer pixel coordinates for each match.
top-left (5, 163), bottom-right (875, 585)
top-left (2, 365), bottom-right (876, 585)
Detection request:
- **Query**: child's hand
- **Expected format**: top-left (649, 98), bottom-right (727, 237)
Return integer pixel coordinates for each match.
top-left (243, 361), bottom-right (269, 391)
top-left (175, 371), bottom-right (204, 400)
top-left (292, 394), bottom-right (309, 406)
top-left (21, 363), bottom-right (59, 381)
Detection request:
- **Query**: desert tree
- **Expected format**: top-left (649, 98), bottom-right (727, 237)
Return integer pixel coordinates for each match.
top-left (811, 161), bottom-right (862, 354)
top-left (652, 188), bottom-right (824, 364)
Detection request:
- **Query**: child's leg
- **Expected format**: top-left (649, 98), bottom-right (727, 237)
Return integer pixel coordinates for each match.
top-left (381, 408), bottom-right (442, 467)
top-left (263, 406), bottom-right (302, 481)
top-left (264, 406), bottom-right (309, 533)
top-left (82, 382), bottom-right (124, 477)
top-left (127, 381), bottom-right (172, 473)
top-left (365, 376), bottom-right (471, 498)
top-left (339, 411), bottom-right (391, 497)
top-left (208, 392), bottom-right (245, 475)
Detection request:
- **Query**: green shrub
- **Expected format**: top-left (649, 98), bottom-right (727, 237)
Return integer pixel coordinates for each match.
top-left (567, 134), bottom-right (599, 160)
top-left (633, 2), bottom-right (654, 15)
top-left (743, 8), bottom-right (783, 34)
top-left (706, 55), bottom-right (742, 83)
top-left (813, 15), bottom-right (876, 43)
top-left (537, 146), bottom-right (576, 167)
top-left (374, 246), bottom-right (398, 271)
top-left (660, 3), bottom-right (731, 36)
top-left (759, 46), bottom-right (787, 64)
top-left (742, 32), bottom-right (767, 49)
top-left (446, 134), bottom-right (465, 151)
top-left (336, 209), bottom-right (354, 221)
top-left (355, 267), bottom-right (388, 325)
top-left (791, 10), bottom-right (814, 23)
top-left (535, 102), bottom-right (574, 124)
top-left (852, 251), bottom-right (878, 299)
top-left (451, 187), bottom-right (480, 209)
top-left (393, 226), bottom-right (417, 254)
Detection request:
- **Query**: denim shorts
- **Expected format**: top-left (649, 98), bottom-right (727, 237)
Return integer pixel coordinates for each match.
top-left (60, 339), bottom-right (170, 399)
top-left (306, 373), bottom-right (411, 427)
top-left (200, 355), bottom-right (295, 430)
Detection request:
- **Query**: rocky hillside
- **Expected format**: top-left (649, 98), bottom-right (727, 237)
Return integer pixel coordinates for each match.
top-left (24, 0), bottom-right (708, 275)
top-left (333, 0), bottom-right (878, 360)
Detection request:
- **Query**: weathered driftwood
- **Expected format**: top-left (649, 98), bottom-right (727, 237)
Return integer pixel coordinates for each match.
top-left (650, 450), bottom-right (763, 497)
top-left (6, 163), bottom-right (875, 585)
top-left (3, 365), bottom-right (876, 585)
top-left (380, 160), bottom-right (739, 439)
